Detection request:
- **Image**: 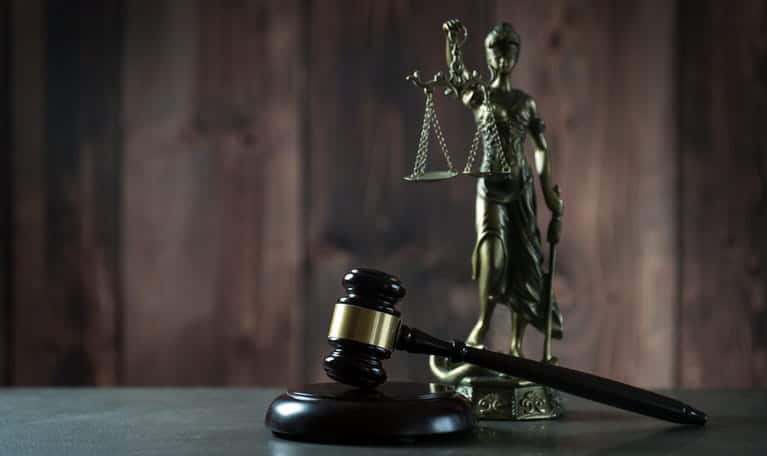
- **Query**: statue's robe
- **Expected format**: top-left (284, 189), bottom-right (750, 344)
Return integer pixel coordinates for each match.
top-left (471, 89), bottom-right (563, 338)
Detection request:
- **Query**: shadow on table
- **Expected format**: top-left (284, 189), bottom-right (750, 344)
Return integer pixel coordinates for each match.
top-left (267, 413), bottom-right (762, 455)
top-left (471, 423), bottom-right (706, 454)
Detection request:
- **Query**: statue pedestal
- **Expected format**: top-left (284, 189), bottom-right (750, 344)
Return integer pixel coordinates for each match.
top-left (455, 376), bottom-right (564, 420)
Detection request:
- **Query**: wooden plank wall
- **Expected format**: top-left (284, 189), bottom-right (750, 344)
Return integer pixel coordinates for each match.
top-left (304, 0), bottom-right (495, 384)
top-left (11, 0), bottom-right (122, 385)
top-left (500, 0), bottom-right (677, 387)
top-left (121, 0), bottom-right (302, 385)
top-left (1, 0), bottom-right (10, 385)
top-left (3, 0), bottom-right (765, 387)
top-left (677, 0), bottom-right (767, 387)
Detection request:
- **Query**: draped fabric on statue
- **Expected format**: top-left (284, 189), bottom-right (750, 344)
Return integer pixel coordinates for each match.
top-left (471, 170), bottom-right (563, 339)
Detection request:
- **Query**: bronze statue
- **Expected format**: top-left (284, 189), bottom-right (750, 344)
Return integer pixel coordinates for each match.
top-left (405, 19), bottom-right (565, 420)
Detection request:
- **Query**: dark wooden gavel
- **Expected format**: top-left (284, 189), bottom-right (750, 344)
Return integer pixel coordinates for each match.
top-left (324, 268), bottom-right (707, 425)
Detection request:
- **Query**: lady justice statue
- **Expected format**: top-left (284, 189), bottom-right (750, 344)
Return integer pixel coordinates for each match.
top-left (405, 19), bottom-right (565, 420)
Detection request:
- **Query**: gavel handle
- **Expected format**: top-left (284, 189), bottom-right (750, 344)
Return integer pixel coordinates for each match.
top-left (396, 325), bottom-right (707, 425)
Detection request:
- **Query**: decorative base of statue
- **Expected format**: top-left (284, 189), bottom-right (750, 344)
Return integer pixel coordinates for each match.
top-left (430, 355), bottom-right (564, 421)
top-left (456, 376), bottom-right (563, 420)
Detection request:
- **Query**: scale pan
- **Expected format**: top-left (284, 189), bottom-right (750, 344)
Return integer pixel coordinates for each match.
top-left (462, 170), bottom-right (513, 178)
top-left (403, 170), bottom-right (460, 182)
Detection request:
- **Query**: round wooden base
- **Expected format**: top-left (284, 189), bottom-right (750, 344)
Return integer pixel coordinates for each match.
top-left (265, 382), bottom-right (475, 443)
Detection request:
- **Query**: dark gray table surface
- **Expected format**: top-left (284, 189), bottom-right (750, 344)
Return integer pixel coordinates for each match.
top-left (0, 388), bottom-right (764, 455)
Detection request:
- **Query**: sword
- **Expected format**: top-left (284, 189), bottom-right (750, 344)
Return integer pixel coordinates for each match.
top-left (543, 185), bottom-right (563, 364)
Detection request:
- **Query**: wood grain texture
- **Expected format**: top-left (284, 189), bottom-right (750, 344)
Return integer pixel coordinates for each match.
top-left (303, 0), bottom-right (679, 387)
top-left (303, 0), bottom-right (496, 383)
top-left (10, 0), bottom-right (45, 386)
top-left (201, 0), bottom-right (303, 386)
top-left (11, 0), bottom-right (46, 387)
top-left (497, 0), bottom-right (676, 387)
top-left (11, 0), bottom-right (122, 385)
top-left (122, 0), bottom-right (302, 385)
top-left (122, 0), bottom-right (214, 385)
top-left (4, 0), bottom-right (765, 388)
top-left (677, 0), bottom-right (767, 387)
top-left (1, 0), bottom-right (10, 385)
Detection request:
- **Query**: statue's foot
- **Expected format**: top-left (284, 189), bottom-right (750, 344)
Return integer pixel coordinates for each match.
top-left (466, 342), bottom-right (486, 350)
top-left (464, 336), bottom-right (485, 349)
top-left (465, 324), bottom-right (489, 348)
top-left (465, 335), bottom-right (477, 346)
top-left (543, 356), bottom-right (559, 365)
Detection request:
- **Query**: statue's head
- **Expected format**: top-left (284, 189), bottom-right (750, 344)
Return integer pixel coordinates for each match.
top-left (485, 23), bottom-right (520, 76)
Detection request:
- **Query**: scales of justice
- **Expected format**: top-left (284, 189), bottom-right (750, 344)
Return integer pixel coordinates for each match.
top-left (403, 19), bottom-right (566, 420)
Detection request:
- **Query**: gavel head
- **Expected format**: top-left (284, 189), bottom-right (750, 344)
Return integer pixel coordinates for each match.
top-left (324, 268), bottom-right (406, 388)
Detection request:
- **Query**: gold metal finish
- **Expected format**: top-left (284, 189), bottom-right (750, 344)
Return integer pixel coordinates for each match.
top-left (404, 19), bottom-right (567, 420)
top-left (327, 304), bottom-right (401, 351)
top-left (455, 377), bottom-right (563, 420)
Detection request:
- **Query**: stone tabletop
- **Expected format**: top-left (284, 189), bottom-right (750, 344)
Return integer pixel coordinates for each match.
top-left (0, 388), bottom-right (764, 455)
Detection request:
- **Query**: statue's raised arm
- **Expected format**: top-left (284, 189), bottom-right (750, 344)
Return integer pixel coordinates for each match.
top-left (406, 19), bottom-right (487, 104)
top-left (442, 19), bottom-right (469, 88)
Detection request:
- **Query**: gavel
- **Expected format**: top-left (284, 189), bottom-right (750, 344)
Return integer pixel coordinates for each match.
top-left (324, 268), bottom-right (707, 425)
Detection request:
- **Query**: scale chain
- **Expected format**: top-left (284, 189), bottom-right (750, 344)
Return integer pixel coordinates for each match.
top-left (408, 87), bottom-right (510, 179)
top-left (426, 93), bottom-right (456, 173)
top-left (478, 103), bottom-right (512, 175)
top-left (417, 104), bottom-right (431, 175)
top-left (409, 91), bottom-right (434, 179)
top-left (463, 128), bottom-right (481, 174)
top-left (487, 111), bottom-right (512, 174)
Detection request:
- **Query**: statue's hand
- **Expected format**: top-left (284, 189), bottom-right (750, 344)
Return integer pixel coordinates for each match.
top-left (442, 19), bottom-right (467, 46)
top-left (545, 185), bottom-right (564, 216)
